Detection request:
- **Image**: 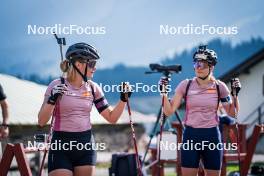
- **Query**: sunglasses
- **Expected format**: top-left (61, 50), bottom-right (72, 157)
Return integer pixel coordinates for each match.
top-left (79, 60), bottom-right (97, 68)
top-left (87, 60), bottom-right (97, 68)
top-left (193, 61), bottom-right (209, 69)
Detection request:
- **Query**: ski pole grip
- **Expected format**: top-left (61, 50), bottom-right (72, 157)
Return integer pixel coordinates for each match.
top-left (231, 78), bottom-right (237, 96)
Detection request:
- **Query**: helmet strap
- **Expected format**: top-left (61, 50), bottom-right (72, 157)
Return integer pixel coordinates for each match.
top-left (84, 63), bottom-right (88, 81)
top-left (71, 60), bottom-right (88, 82)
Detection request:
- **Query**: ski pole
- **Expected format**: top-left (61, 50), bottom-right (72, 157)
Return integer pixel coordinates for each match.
top-left (157, 95), bottom-right (165, 176)
top-left (231, 78), bottom-right (241, 175)
top-left (38, 110), bottom-right (55, 176)
top-left (126, 91), bottom-right (142, 176)
top-left (157, 76), bottom-right (170, 176)
top-left (38, 34), bottom-right (66, 176)
top-left (54, 33), bottom-right (66, 62)
top-left (142, 107), bottom-right (162, 165)
top-left (38, 76), bottom-right (65, 176)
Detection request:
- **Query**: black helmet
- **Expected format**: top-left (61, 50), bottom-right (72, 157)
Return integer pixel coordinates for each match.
top-left (193, 45), bottom-right (217, 66)
top-left (66, 42), bottom-right (100, 61)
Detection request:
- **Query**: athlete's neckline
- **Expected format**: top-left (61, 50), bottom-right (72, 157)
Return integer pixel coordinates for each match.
top-left (65, 79), bottom-right (86, 90)
top-left (194, 77), bottom-right (215, 89)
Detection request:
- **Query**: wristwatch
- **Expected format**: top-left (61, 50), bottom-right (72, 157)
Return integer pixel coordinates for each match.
top-left (1, 124), bottom-right (9, 129)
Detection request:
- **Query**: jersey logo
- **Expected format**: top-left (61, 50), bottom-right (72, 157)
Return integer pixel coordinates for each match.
top-left (65, 91), bottom-right (76, 96)
top-left (188, 90), bottom-right (199, 95)
top-left (64, 91), bottom-right (91, 98)
top-left (206, 88), bottom-right (217, 94)
top-left (82, 91), bottom-right (91, 97)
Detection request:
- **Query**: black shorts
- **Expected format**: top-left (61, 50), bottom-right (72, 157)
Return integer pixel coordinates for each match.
top-left (181, 126), bottom-right (223, 170)
top-left (48, 130), bottom-right (97, 173)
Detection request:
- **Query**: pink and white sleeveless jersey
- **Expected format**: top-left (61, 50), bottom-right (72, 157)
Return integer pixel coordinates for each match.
top-left (44, 79), bottom-right (108, 132)
top-left (175, 77), bottom-right (232, 128)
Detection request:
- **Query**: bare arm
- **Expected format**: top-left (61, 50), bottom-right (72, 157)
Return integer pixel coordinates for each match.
top-left (222, 96), bottom-right (240, 118)
top-left (0, 100), bottom-right (9, 138)
top-left (100, 100), bottom-right (126, 124)
top-left (163, 92), bottom-right (183, 117)
top-left (0, 100), bottom-right (9, 124)
top-left (38, 97), bottom-right (55, 127)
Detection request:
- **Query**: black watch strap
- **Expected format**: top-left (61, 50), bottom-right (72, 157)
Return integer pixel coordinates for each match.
top-left (1, 124), bottom-right (9, 127)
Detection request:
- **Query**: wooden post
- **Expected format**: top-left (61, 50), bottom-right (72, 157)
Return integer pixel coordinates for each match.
top-left (0, 143), bottom-right (14, 176)
top-left (150, 149), bottom-right (156, 176)
top-left (0, 143), bottom-right (34, 176)
top-left (149, 149), bottom-right (164, 176)
top-left (14, 143), bottom-right (32, 176)
top-left (241, 125), bottom-right (262, 176)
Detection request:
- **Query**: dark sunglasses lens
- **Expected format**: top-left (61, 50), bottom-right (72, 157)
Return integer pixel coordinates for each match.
top-left (193, 62), bottom-right (200, 69)
top-left (88, 61), bottom-right (96, 68)
top-left (193, 61), bottom-right (205, 69)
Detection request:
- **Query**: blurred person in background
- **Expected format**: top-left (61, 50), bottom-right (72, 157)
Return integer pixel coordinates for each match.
top-left (0, 83), bottom-right (9, 155)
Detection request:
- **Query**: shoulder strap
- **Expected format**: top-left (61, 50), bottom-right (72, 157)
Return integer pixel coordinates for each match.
top-left (183, 79), bottom-right (192, 126)
top-left (184, 79), bottom-right (192, 101)
top-left (89, 81), bottom-right (96, 103)
top-left (60, 76), bottom-right (65, 84)
top-left (215, 79), bottom-right (221, 110)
